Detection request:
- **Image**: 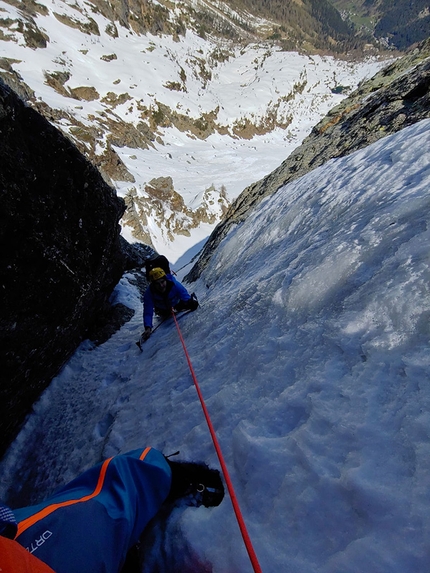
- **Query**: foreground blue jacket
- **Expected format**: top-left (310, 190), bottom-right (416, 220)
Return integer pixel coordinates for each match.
top-left (143, 274), bottom-right (191, 328)
top-left (13, 447), bottom-right (172, 573)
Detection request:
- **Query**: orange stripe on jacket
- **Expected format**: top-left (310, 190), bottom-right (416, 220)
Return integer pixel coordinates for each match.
top-left (139, 446), bottom-right (151, 460)
top-left (16, 448), bottom-right (152, 539)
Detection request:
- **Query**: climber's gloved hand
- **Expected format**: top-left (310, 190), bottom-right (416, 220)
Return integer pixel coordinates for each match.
top-left (188, 293), bottom-right (199, 311)
top-left (174, 293), bottom-right (199, 313)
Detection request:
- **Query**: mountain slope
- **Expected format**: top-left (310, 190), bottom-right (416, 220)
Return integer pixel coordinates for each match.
top-left (1, 118), bottom-right (429, 573)
top-left (328, 0), bottom-right (430, 49)
top-left (203, 0), bottom-right (361, 52)
top-left (186, 38), bottom-right (430, 281)
top-left (0, 0), bottom-right (389, 260)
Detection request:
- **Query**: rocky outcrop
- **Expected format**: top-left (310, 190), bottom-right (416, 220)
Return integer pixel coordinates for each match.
top-left (0, 80), bottom-right (126, 457)
top-left (186, 38), bottom-right (430, 282)
top-left (122, 177), bottom-right (230, 246)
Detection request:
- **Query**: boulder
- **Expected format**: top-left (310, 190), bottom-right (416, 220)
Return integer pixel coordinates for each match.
top-left (0, 80), bottom-right (126, 457)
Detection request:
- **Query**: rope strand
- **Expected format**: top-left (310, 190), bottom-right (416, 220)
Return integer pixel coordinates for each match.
top-left (171, 310), bottom-right (262, 573)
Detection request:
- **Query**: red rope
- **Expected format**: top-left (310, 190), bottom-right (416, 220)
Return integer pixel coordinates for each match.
top-left (172, 310), bottom-right (262, 573)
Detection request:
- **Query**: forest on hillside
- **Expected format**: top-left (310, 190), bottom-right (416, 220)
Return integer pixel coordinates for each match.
top-left (328, 0), bottom-right (430, 49)
top-left (223, 0), bottom-right (368, 52)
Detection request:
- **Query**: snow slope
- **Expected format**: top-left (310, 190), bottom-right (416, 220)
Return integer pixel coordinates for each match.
top-left (1, 119), bottom-right (430, 572)
top-left (0, 0), bottom-right (389, 261)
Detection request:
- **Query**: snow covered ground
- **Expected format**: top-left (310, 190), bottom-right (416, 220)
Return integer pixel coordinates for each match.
top-left (0, 0), bottom-right (390, 261)
top-left (1, 119), bottom-right (430, 572)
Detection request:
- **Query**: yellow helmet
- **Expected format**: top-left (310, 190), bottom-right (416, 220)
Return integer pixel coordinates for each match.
top-left (149, 267), bottom-right (166, 282)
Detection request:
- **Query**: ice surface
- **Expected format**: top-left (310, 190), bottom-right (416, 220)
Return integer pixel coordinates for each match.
top-left (1, 120), bottom-right (430, 572)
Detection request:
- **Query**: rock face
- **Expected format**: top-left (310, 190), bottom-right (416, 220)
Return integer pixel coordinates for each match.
top-left (0, 80), bottom-right (126, 457)
top-left (122, 177), bottom-right (230, 247)
top-left (186, 38), bottom-right (430, 282)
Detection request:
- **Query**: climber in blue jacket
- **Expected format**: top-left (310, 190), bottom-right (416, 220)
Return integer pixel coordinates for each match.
top-left (141, 267), bottom-right (198, 342)
top-left (7, 447), bottom-right (224, 573)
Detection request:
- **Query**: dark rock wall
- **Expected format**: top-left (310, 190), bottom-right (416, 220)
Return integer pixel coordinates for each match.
top-left (0, 81), bottom-right (126, 457)
top-left (186, 38), bottom-right (430, 283)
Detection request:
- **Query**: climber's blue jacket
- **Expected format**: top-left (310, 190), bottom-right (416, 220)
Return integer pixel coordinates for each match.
top-left (143, 273), bottom-right (191, 328)
top-left (13, 447), bottom-right (172, 573)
